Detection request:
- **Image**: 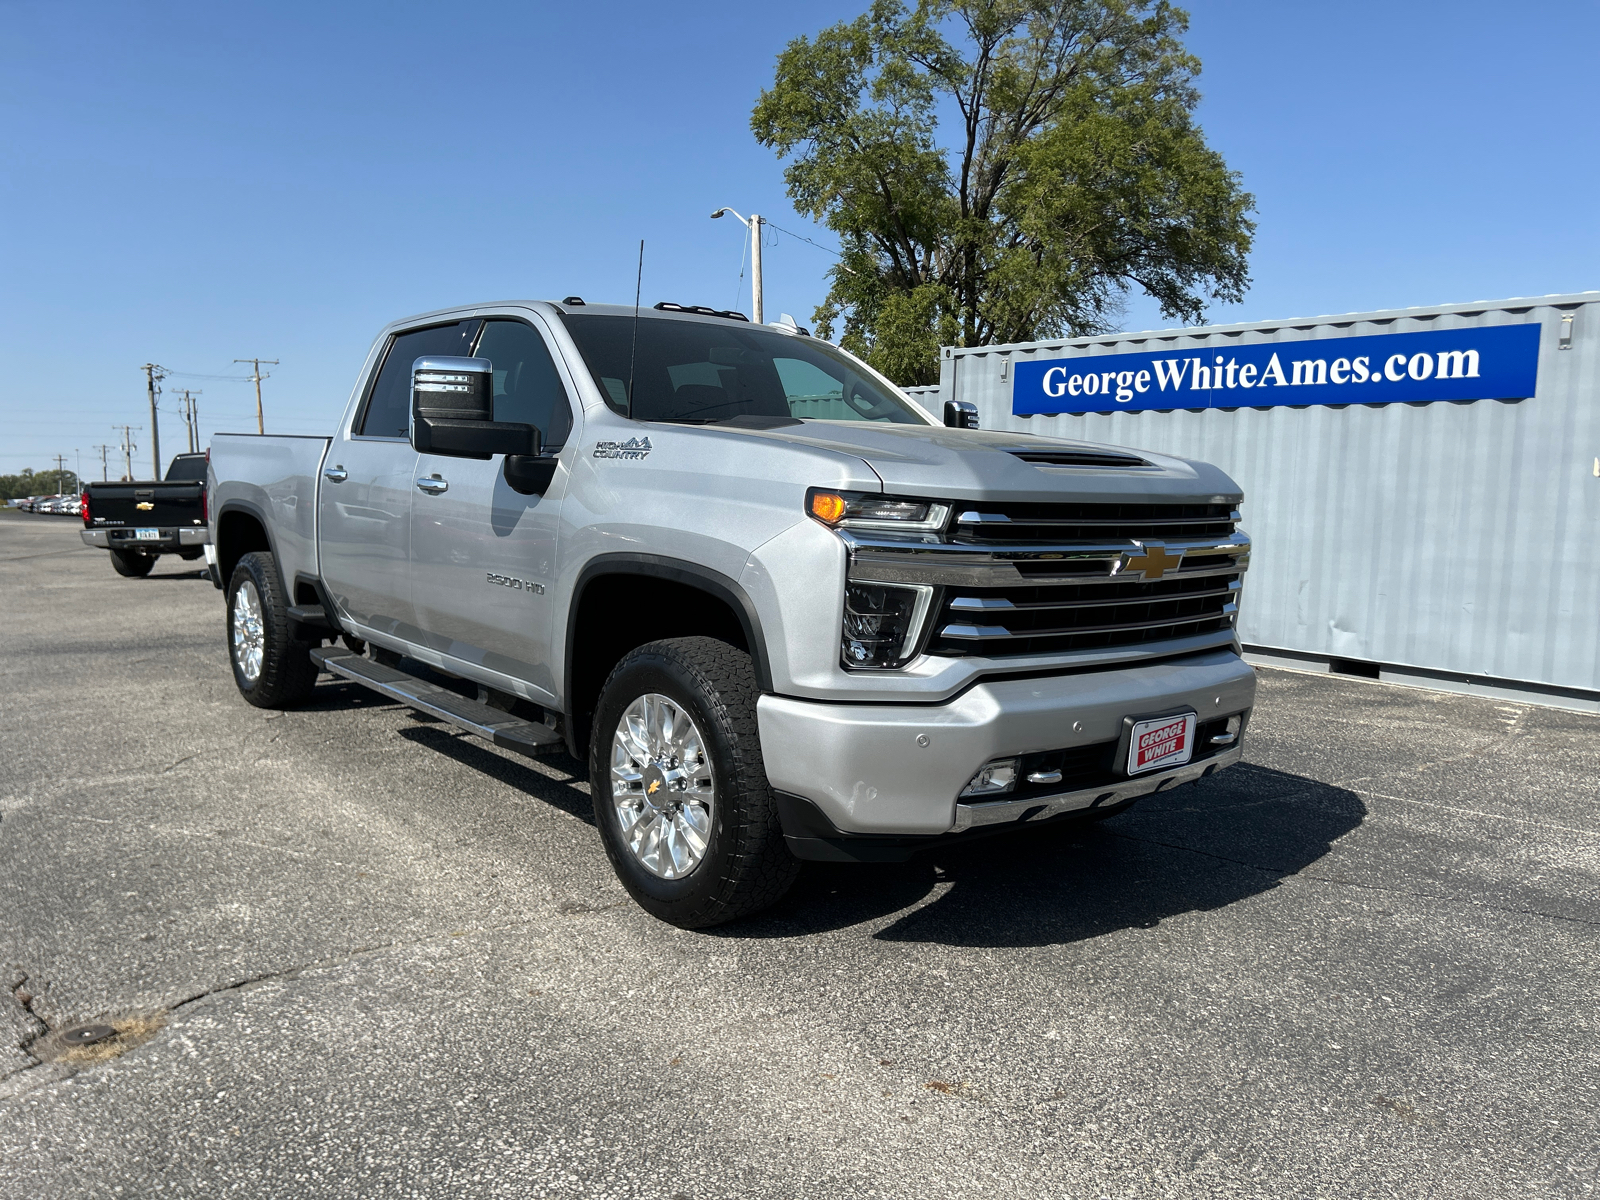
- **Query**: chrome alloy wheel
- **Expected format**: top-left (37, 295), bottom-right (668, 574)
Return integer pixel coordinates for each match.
top-left (610, 693), bottom-right (715, 880)
top-left (231, 579), bottom-right (265, 683)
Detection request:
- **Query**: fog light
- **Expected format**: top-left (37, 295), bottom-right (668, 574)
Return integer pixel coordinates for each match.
top-left (961, 759), bottom-right (1018, 798)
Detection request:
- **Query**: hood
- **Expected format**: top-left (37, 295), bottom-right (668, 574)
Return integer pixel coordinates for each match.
top-left (712, 421), bottom-right (1242, 504)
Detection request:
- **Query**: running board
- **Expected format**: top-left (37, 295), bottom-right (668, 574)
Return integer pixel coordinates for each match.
top-left (310, 647), bottom-right (565, 758)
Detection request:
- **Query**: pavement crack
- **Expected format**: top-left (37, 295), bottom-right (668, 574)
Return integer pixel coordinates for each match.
top-left (4, 971), bottom-right (51, 1080)
top-left (167, 940), bottom-right (406, 1014)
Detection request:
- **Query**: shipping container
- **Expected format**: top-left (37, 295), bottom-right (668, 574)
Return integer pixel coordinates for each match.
top-left (939, 292), bottom-right (1600, 711)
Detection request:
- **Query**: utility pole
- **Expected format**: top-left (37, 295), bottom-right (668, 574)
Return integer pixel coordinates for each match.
top-left (142, 364), bottom-right (167, 478)
top-left (173, 388), bottom-right (203, 453)
top-left (710, 208), bottom-right (765, 323)
top-left (234, 358), bottom-right (278, 435)
top-left (94, 445), bottom-right (111, 482)
top-left (114, 425), bottom-right (140, 481)
top-left (52, 454), bottom-right (68, 495)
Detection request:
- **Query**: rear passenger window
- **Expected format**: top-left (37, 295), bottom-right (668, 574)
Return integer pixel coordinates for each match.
top-left (473, 319), bottom-right (573, 449)
top-left (358, 320), bottom-right (480, 438)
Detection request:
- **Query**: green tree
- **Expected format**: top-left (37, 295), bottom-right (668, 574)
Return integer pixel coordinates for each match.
top-left (752, 0), bottom-right (1255, 385)
top-left (0, 468), bottom-right (78, 502)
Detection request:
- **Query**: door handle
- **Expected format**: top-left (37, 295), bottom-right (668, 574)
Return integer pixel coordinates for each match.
top-left (323, 465), bottom-right (348, 483)
top-left (415, 475), bottom-right (449, 495)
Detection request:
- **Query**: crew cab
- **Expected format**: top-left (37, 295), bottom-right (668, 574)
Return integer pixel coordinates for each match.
top-left (81, 452), bottom-right (210, 577)
top-left (206, 300), bottom-right (1255, 927)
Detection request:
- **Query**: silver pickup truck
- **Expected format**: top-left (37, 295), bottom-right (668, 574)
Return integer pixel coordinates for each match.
top-left (207, 299), bottom-right (1255, 927)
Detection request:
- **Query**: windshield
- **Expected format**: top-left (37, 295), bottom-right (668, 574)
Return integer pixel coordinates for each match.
top-left (559, 314), bottom-right (928, 425)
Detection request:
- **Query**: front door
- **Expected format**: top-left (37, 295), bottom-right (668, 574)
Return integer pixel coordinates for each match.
top-left (409, 314), bottom-right (577, 702)
top-left (319, 319), bottom-right (479, 640)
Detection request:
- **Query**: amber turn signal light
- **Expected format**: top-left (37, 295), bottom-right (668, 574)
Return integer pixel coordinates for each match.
top-left (809, 491), bottom-right (847, 525)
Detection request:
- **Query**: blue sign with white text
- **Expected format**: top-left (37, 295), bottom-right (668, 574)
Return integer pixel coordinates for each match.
top-left (1011, 323), bottom-right (1542, 415)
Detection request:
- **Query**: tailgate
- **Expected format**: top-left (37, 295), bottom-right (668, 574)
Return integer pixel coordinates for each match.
top-left (86, 482), bottom-right (205, 529)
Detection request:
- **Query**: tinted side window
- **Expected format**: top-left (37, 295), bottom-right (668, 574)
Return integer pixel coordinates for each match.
top-left (358, 320), bottom-right (480, 437)
top-left (473, 319), bottom-right (573, 448)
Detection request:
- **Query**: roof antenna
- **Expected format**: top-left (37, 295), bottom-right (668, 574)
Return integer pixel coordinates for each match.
top-left (626, 239), bottom-right (644, 419)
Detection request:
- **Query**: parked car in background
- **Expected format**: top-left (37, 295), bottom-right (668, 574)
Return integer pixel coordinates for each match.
top-left (80, 452), bottom-right (210, 577)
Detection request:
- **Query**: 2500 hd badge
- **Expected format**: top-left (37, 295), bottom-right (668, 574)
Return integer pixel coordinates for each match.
top-left (487, 572), bottom-right (544, 594)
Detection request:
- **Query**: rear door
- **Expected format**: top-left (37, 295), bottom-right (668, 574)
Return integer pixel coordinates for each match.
top-left (319, 319), bottom-right (479, 640)
top-left (409, 313), bottom-right (576, 701)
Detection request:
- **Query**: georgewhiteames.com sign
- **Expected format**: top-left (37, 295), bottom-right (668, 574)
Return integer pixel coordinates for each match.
top-left (1011, 323), bottom-right (1542, 416)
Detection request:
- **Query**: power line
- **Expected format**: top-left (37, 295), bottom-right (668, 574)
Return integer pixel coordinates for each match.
top-left (764, 220), bottom-right (842, 258)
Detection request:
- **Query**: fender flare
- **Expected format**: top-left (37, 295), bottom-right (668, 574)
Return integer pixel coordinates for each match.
top-left (564, 552), bottom-right (775, 709)
top-left (213, 498), bottom-right (286, 591)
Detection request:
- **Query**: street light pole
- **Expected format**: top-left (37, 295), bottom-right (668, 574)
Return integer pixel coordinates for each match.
top-left (710, 208), bottom-right (764, 324)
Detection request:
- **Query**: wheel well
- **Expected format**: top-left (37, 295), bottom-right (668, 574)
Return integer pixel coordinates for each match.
top-left (216, 509), bottom-right (270, 586)
top-left (566, 573), bottom-right (750, 757)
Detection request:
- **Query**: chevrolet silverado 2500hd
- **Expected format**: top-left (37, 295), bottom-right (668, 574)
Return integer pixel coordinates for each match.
top-left (207, 300), bottom-right (1254, 927)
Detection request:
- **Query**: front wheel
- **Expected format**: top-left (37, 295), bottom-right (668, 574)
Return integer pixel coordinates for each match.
top-left (227, 551), bottom-right (317, 708)
top-left (109, 549), bottom-right (155, 578)
top-left (589, 637), bottom-right (798, 929)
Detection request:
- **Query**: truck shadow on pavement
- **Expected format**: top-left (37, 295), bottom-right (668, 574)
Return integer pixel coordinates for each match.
top-left (396, 723), bottom-right (597, 825)
top-left (741, 764), bottom-right (1365, 947)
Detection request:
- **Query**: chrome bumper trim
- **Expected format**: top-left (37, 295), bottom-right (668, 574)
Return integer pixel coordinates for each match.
top-left (80, 529), bottom-right (109, 548)
top-left (950, 743), bottom-right (1244, 832)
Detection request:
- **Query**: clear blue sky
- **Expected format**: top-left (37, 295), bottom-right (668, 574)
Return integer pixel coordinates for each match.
top-left (4, 1), bottom-right (1597, 477)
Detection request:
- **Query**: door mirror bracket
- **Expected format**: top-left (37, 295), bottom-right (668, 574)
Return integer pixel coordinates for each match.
top-left (504, 452), bottom-right (558, 496)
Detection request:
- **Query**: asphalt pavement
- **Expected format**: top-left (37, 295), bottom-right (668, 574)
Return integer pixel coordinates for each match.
top-left (2, 509), bottom-right (1597, 1199)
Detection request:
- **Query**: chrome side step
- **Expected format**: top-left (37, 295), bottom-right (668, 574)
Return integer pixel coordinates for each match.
top-left (310, 648), bottom-right (565, 759)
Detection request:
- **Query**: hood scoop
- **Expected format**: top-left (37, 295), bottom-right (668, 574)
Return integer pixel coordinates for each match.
top-left (1009, 448), bottom-right (1150, 469)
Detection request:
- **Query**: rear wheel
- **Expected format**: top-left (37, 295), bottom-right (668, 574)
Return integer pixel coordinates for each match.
top-left (227, 551), bottom-right (317, 708)
top-left (109, 549), bottom-right (155, 578)
top-left (589, 637), bottom-right (798, 929)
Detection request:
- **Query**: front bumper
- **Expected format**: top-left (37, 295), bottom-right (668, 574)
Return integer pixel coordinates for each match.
top-left (81, 527), bottom-right (209, 551)
top-left (756, 647), bottom-right (1255, 838)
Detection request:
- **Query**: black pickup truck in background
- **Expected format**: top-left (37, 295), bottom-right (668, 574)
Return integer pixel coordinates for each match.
top-left (80, 452), bottom-right (211, 578)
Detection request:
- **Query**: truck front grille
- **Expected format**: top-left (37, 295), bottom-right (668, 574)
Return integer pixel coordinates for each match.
top-left (930, 502), bottom-right (1242, 658)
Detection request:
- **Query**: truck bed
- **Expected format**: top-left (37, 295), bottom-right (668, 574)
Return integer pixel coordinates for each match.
top-left (207, 434), bottom-right (332, 591)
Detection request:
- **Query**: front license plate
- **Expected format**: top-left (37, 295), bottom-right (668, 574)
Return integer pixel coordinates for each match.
top-left (1127, 713), bottom-right (1196, 775)
top-left (135, 528), bottom-right (161, 541)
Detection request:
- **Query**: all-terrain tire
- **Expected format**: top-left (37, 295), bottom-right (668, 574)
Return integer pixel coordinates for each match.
top-left (226, 550), bottom-right (318, 709)
top-left (589, 637), bottom-right (799, 929)
top-left (109, 548), bottom-right (156, 578)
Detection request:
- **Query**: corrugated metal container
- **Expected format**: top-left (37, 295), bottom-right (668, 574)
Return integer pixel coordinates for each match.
top-left (940, 292), bottom-right (1600, 708)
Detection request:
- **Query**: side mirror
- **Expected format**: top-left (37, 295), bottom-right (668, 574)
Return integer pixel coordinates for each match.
top-left (943, 400), bottom-right (979, 429)
top-left (411, 356), bottom-right (536, 458)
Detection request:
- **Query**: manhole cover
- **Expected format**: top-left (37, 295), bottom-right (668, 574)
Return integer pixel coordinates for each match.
top-left (61, 1024), bottom-right (117, 1046)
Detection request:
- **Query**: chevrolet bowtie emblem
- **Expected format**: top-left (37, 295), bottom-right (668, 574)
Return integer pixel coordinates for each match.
top-left (647, 779), bottom-right (662, 796)
top-left (1118, 542), bottom-right (1183, 580)
top-left (136, 501), bottom-right (154, 511)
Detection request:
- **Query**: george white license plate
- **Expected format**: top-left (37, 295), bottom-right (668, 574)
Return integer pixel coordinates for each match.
top-left (1127, 712), bottom-right (1196, 775)
top-left (135, 528), bottom-right (161, 541)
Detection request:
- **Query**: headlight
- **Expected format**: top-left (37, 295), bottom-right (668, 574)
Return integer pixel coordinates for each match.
top-left (807, 488), bottom-right (950, 533)
top-left (841, 582), bottom-right (933, 668)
